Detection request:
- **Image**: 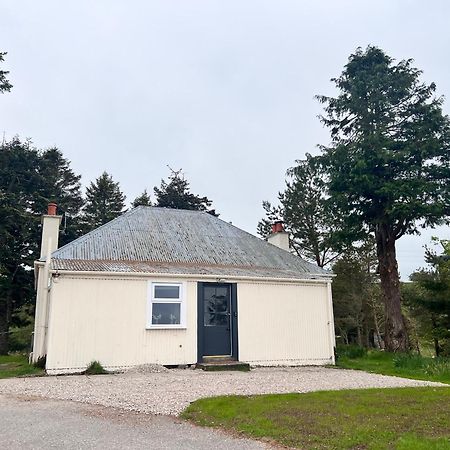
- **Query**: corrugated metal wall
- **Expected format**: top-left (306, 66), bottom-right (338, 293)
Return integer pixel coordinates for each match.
top-left (46, 277), bottom-right (198, 373)
top-left (45, 275), bottom-right (333, 373)
top-left (237, 282), bottom-right (333, 365)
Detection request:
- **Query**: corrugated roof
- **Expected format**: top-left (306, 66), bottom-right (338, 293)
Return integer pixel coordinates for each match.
top-left (46, 207), bottom-right (330, 280)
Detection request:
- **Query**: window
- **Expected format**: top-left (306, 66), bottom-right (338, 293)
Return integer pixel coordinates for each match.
top-left (147, 282), bottom-right (186, 328)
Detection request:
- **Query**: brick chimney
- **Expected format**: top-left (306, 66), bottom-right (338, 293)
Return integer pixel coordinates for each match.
top-left (267, 221), bottom-right (290, 252)
top-left (40, 203), bottom-right (62, 259)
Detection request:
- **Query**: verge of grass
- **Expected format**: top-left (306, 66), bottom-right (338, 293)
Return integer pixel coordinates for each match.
top-left (336, 349), bottom-right (450, 384)
top-left (0, 354), bottom-right (44, 379)
top-left (182, 387), bottom-right (450, 450)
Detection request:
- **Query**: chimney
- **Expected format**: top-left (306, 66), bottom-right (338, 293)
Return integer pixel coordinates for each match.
top-left (267, 221), bottom-right (290, 252)
top-left (40, 203), bottom-right (62, 259)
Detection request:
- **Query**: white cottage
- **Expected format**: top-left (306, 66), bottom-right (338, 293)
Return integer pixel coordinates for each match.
top-left (32, 204), bottom-right (335, 374)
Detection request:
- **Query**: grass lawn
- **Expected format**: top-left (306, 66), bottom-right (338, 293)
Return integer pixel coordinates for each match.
top-left (183, 387), bottom-right (450, 449)
top-left (335, 350), bottom-right (450, 385)
top-left (0, 354), bottom-right (43, 379)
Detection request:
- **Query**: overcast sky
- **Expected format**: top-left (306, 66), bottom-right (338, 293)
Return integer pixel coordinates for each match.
top-left (1, 1), bottom-right (449, 278)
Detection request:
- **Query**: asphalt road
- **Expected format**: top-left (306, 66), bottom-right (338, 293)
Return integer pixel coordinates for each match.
top-left (0, 395), bottom-right (271, 449)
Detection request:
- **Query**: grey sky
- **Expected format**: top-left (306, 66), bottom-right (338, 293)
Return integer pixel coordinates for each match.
top-left (1, 1), bottom-right (449, 278)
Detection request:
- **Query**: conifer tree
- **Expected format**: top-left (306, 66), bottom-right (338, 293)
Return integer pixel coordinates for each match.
top-left (154, 168), bottom-right (217, 215)
top-left (0, 52), bottom-right (12, 94)
top-left (258, 154), bottom-right (350, 267)
top-left (82, 172), bottom-right (126, 231)
top-left (0, 138), bottom-right (83, 353)
top-left (132, 189), bottom-right (152, 207)
top-left (317, 46), bottom-right (450, 351)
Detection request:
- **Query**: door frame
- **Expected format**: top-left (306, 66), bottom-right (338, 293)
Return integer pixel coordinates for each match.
top-left (197, 282), bottom-right (238, 363)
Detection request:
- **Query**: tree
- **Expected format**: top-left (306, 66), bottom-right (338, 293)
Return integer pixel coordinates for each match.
top-left (36, 148), bottom-right (84, 245)
top-left (82, 172), bottom-right (126, 231)
top-left (132, 189), bottom-right (152, 208)
top-left (317, 46), bottom-right (450, 351)
top-left (407, 240), bottom-right (450, 356)
top-left (332, 240), bottom-right (383, 348)
top-left (0, 138), bottom-right (83, 353)
top-left (154, 168), bottom-right (217, 215)
top-left (0, 52), bottom-right (12, 94)
top-left (258, 154), bottom-right (351, 267)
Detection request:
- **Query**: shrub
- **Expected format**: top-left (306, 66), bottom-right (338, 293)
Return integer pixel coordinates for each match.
top-left (335, 344), bottom-right (367, 360)
top-left (84, 360), bottom-right (108, 375)
top-left (33, 355), bottom-right (46, 369)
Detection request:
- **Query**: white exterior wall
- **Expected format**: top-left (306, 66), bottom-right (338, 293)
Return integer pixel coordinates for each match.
top-left (44, 273), bottom-right (334, 373)
top-left (45, 276), bottom-right (198, 374)
top-left (31, 266), bottom-right (50, 362)
top-left (237, 281), bottom-right (334, 365)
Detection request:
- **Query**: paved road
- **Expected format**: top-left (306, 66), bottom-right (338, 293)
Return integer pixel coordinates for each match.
top-left (0, 395), bottom-right (271, 450)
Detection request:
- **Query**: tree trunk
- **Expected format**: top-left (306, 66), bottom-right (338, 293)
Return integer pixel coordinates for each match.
top-left (375, 224), bottom-right (409, 352)
top-left (0, 308), bottom-right (9, 355)
top-left (431, 316), bottom-right (440, 357)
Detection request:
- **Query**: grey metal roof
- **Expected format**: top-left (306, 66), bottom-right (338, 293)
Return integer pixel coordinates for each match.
top-left (47, 207), bottom-right (330, 280)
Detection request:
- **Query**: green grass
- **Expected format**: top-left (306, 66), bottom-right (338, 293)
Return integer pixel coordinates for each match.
top-left (336, 349), bottom-right (450, 384)
top-left (182, 387), bottom-right (450, 449)
top-left (84, 360), bottom-right (108, 375)
top-left (0, 354), bottom-right (44, 379)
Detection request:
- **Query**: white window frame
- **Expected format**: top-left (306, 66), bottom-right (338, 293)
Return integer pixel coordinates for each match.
top-left (146, 281), bottom-right (186, 329)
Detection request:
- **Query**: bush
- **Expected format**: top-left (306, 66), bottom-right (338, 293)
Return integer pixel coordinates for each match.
top-left (335, 345), bottom-right (367, 360)
top-left (9, 324), bottom-right (34, 352)
top-left (33, 355), bottom-right (46, 369)
top-left (84, 360), bottom-right (108, 375)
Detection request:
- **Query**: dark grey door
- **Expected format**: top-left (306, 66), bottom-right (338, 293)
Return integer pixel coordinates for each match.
top-left (201, 284), bottom-right (232, 356)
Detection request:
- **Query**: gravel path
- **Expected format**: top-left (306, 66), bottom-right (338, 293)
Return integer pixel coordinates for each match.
top-left (0, 367), bottom-right (446, 416)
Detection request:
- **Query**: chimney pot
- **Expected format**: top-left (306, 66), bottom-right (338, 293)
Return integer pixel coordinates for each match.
top-left (47, 203), bottom-right (57, 216)
top-left (272, 221), bottom-right (284, 233)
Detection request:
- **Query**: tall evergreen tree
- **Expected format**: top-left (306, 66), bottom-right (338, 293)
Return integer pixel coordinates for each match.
top-left (0, 138), bottom-right (83, 353)
top-left (154, 168), bottom-right (217, 215)
top-left (36, 148), bottom-right (84, 245)
top-left (408, 240), bottom-right (450, 356)
top-left (332, 241), bottom-right (383, 348)
top-left (317, 46), bottom-right (450, 352)
top-left (0, 52), bottom-right (12, 94)
top-left (132, 189), bottom-right (152, 207)
top-left (258, 154), bottom-right (351, 267)
top-left (83, 172), bottom-right (126, 231)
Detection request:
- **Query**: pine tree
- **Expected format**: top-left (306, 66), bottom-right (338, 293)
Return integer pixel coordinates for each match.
top-left (0, 52), bottom-right (12, 94)
top-left (36, 148), bottom-right (84, 245)
top-left (317, 46), bottom-right (450, 352)
top-left (258, 154), bottom-right (352, 267)
top-left (408, 240), bottom-right (450, 356)
top-left (83, 172), bottom-right (126, 232)
top-left (132, 189), bottom-right (152, 207)
top-left (154, 168), bottom-right (217, 215)
top-left (0, 138), bottom-right (83, 353)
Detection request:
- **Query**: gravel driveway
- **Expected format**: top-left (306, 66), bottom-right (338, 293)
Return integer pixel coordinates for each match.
top-left (0, 366), bottom-right (445, 416)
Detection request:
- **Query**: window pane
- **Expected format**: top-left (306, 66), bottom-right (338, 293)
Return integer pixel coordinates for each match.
top-left (154, 285), bottom-right (180, 299)
top-left (204, 312), bottom-right (228, 327)
top-left (152, 303), bottom-right (181, 325)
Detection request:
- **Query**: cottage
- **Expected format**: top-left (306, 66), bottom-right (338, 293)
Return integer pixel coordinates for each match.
top-left (32, 204), bottom-right (335, 374)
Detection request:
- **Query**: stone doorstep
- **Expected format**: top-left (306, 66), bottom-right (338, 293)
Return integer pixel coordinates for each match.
top-left (196, 359), bottom-right (251, 372)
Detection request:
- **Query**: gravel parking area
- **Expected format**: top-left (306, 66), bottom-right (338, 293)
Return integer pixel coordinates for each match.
top-left (0, 367), bottom-right (445, 416)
